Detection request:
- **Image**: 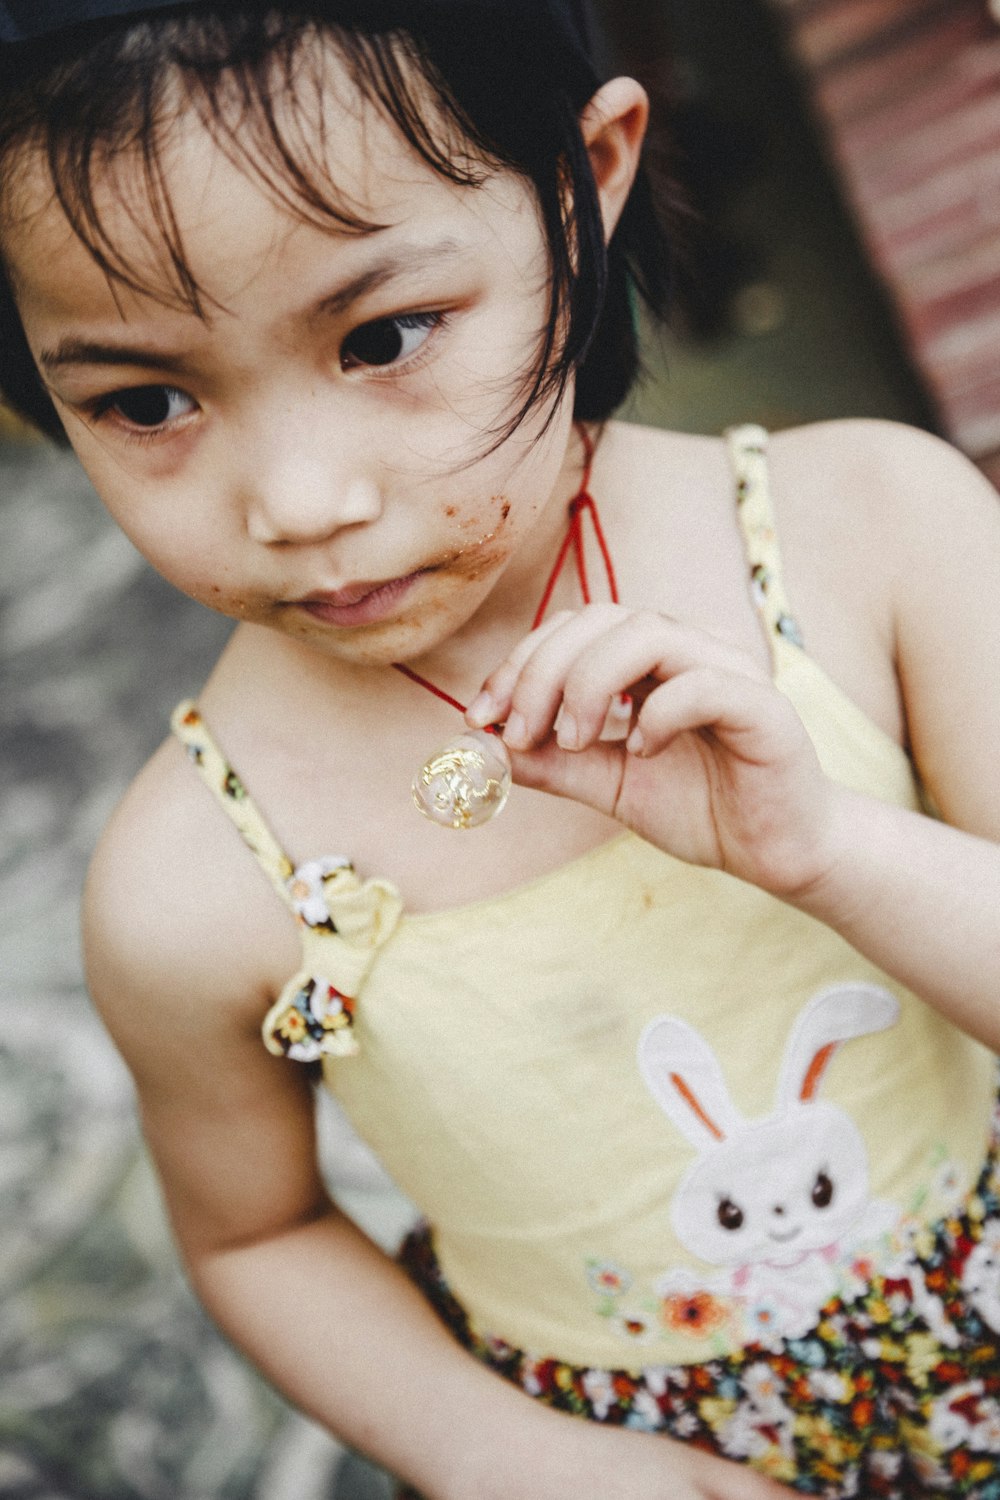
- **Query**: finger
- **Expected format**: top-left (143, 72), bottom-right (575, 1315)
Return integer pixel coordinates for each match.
top-left (464, 610), bottom-right (581, 728)
top-left (548, 613), bottom-right (768, 751)
top-left (625, 665), bottom-right (801, 763)
top-left (506, 734), bottom-right (626, 813)
top-left (470, 605), bottom-right (627, 741)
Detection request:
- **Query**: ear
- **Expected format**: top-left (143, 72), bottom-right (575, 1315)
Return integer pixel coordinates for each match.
top-left (578, 77), bottom-right (649, 241)
top-left (775, 984), bottom-right (900, 1108)
top-left (638, 1015), bottom-right (745, 1152)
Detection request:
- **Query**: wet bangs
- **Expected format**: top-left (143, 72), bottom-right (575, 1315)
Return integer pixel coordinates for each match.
top-left (1, 11), bottom-right (505, 316)
top-left (0, 4), bottom-right (671, 445)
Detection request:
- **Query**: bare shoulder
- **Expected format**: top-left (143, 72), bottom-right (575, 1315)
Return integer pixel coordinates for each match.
top-left (769, 418), bottom-right (998, 536)
top-left (610, 413), bottom-right (994, 505)
top-left (83, 733), bottom-right (301, 1084)
top-left (84, 737), bottom-right (330, 1257)
top-left (604, 414), bottom-right (999, 582)
top-left (768, 417), bottom-right (1000, 649)
top-left (767, 420), bottom-right (999, 830)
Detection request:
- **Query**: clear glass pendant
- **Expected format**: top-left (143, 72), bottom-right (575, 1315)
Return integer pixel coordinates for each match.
top-left (412, 729), bottom-right (512, 830)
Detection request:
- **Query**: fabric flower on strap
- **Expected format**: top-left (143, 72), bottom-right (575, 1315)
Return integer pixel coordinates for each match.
top-left (169, 702), bottom-right (403, 1063)
top-left (262, 861), bottom-right (403, 1062)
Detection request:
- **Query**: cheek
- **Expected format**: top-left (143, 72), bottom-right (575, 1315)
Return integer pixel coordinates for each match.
top-left (89, 483), bottom-right (236, 603)
top-left (460, 497), bottom-right (517, 578)
top-left (424, 489), bottom-right (519, 586)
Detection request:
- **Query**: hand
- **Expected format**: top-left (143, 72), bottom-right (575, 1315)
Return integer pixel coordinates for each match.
top-left (468, 606), bottom-right (838, 898)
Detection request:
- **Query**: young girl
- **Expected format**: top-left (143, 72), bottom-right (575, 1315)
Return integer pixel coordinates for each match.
top-left (2, 2), bottom-right (1000, 1496)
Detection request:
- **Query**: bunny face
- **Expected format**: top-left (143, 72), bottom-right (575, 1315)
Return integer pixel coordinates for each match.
top-left (670, 1100), bottom-right (870, 1266)
top-left (638, 984), bottom-right (900, 1274)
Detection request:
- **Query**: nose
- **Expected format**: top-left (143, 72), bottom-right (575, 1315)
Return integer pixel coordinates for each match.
top-left (242, 419), bottom-right (383, 545)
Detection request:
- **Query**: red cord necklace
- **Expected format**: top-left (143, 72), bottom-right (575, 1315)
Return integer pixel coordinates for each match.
top-left (393, 424), bottom-right (619, 829)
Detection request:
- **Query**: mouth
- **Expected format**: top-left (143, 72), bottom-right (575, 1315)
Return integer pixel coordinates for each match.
top-left (768, 1226), bottom-right (802, 1244)
top-left (292, 571), bottom-right (423, 628)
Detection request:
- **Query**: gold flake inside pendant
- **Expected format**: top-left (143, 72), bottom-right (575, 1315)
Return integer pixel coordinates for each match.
top-left (412, 729), bottom-right (512, 830)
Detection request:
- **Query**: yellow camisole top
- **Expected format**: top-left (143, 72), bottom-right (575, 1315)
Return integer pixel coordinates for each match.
top-left (171, 425), bottom-right (997, 1373)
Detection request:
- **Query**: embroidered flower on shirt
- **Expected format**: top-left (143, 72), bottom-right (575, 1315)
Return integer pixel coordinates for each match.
top-left (611, 1309), bottom-right (658, 1343)
top-left (935, 1160), bottom-right (968, 1204)
top-left (747, 1294), bottom-right (792, 1342)
top-left (585, 1259), bottom-right (631, 1298)
top-left (660, 1288), bottom-right (731, 1340)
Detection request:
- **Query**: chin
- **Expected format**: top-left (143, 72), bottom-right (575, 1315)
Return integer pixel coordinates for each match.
top-left (277, 618), bottom-right (442, 670)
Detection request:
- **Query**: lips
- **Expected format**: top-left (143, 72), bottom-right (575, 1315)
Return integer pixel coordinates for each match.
top-left (293, 571), bottom-right (421, 627)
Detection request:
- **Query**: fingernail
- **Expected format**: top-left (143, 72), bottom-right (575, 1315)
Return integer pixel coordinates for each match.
top-left (503, 712), bottom-right (528, 750)
top-left (556, 711), bottom-right (579, 750)
top-left (466, 691), bottom-right (495, 727)
top-left (626, 727), bottom-right (645, 755)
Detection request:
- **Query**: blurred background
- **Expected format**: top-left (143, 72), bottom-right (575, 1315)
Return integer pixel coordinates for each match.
top-left (2, 0), bottom-right (998, 1495)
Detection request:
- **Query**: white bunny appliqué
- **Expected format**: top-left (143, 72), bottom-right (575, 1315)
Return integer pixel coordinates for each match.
top-left (638, 984), bottom-right (901, 1342)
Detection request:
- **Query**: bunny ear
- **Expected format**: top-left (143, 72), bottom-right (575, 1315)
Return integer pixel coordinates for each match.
top-left (776, 983), bottom-right (900, 1107)
top-left (638, 1015), bottom-right (745, 1150)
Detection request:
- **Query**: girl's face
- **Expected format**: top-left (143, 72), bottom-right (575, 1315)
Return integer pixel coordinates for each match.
top-left (4, 52), bottom-right (577, 666)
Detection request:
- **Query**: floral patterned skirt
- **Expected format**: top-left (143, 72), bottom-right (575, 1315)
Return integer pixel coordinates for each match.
top-left (396, 1125), bottom-right (1000, 1499)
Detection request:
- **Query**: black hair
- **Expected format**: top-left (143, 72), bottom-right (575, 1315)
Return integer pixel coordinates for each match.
top-left (0, 2), bottom-right (670, 443)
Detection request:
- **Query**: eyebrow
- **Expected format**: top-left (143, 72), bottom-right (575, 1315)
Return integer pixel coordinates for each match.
top-left (315, 238), bottom-right (465, 317)
top-left (38, 342), bottom-right (190, 375)
top-left (37, 237), bottom-right (468, 375)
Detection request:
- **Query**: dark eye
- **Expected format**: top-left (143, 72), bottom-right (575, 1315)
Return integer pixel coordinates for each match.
top-left (341, 312), bottom-right (440, 370)
top-left (717, 1197), bottom-right (744, 1231)
top-left (103, 385), bottom-right (195, 428)
top-left (811, 1171), bottom-right (834, 1209)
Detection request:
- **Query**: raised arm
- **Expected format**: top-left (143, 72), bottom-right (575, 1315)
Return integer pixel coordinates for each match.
top-left (788, 423), bottom-right (1000, 1042)
top-left (82, 747), bottom-right (792, 1500)
top-left (469, 422), bottom-right (1000, 1050)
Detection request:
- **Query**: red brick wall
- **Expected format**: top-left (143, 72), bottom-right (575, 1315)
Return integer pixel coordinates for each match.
top-left (768, 0), bottom-right (1000, 486)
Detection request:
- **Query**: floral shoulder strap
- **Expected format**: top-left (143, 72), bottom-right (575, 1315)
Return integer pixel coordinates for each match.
top-left (726, 423), bottom-right (805, 651)
top-left (170, 701), bottom-right (403, 1063)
